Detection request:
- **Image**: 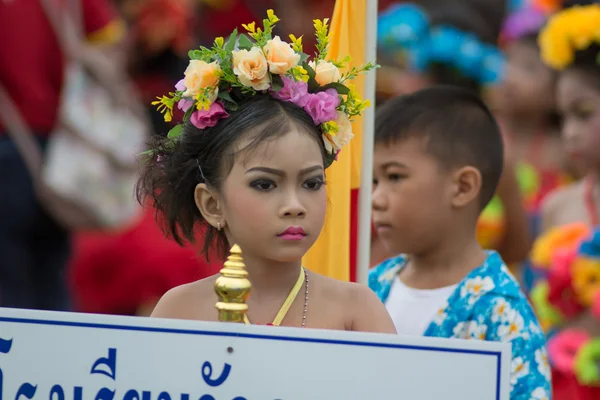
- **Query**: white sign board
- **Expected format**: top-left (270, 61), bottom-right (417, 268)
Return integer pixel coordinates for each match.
top-left (0, 308), bottom-right (510, 400)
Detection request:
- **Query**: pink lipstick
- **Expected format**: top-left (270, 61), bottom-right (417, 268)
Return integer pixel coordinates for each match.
top-left (278, 226), bottom-right (307, 240)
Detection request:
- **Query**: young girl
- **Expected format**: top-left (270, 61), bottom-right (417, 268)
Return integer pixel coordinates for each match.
top-left (538, 3), bottom-right (600, 233)
top-left (138, 12), bottom-right (396, 332)
top-left (494, 1), bottom-right (577, 292)
top-left (374, 1), bottom-right (531, 266)
top-left (532, 2), bottom-right (600, 398)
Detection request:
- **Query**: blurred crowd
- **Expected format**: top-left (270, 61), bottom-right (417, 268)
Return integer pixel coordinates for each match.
top-left (2, 0), bottom-right (600, 397)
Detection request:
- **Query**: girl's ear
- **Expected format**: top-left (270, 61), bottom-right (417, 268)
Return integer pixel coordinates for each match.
top-left (195, 183), bottom-right (226, 230)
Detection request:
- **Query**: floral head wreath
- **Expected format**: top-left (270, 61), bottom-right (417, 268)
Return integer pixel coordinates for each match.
top-left (377, 4), bottom-right (505, 85)
top-left (151, 10), bottom-right (376, 168)
top-left (501, 5), bottom-right (548, 44)
top-left (538, 3), bottom-right (600, 70)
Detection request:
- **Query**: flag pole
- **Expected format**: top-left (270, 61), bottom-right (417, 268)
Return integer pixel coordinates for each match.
top-left (356, 0), bottom-right (378, 285)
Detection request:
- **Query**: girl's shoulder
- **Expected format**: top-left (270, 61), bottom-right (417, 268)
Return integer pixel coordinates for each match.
top-left (150, 275), bottom-right (220, 321)
top-left (541, 180), bottom-right (585, 230)
top-left (543, 180), bottom-right (583, 208)
top-left (308, 272), bottom-right (397, 334)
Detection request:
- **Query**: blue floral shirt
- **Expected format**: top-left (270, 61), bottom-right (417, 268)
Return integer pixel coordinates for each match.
top-left (369, 251), bottom-right (551, 400)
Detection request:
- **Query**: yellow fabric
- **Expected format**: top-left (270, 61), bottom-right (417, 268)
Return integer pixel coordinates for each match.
top-left (302, 0), bottom-right (367, 281)
top-left (244, 268), bottom-right (305, 325)
top-left (87, 20), bottom-right (126, 45)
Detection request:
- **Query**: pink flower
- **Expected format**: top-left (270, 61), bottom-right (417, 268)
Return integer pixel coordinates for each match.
top-left (270, 76), bottom-right (310, 107)
top-left (175, 79), bottom-right (186, 91)
top-left (190, 101), bottom-right (229, 130)
top-left (548, 329), bottom-right (590, 374)
top-left (303, 89), bottom-right (340, 125)
top-left (178, 98), bottom-right (194, 112)
top-left (176, 79), bottom-right (195, 112)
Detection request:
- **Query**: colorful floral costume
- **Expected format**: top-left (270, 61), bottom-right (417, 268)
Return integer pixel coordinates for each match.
top-left (529, 226), bottom-right (600, 399)
top-left (369, 251), bottom-right (551, 399)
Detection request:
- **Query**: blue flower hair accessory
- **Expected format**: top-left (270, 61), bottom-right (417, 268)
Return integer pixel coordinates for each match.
top-left (378, 4), bottom-right (506, 85)
top-left (579, 229), bottom-right (600, 259)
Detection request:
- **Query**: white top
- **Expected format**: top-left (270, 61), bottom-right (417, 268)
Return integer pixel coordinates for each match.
top-left (385, 276), bottom-right (457, 336)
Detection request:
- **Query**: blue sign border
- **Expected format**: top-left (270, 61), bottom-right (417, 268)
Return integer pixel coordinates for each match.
top-left (0, 316), bottom-right (503, 400)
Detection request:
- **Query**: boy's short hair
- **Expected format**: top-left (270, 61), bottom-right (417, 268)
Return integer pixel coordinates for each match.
top-left (375, 86), bottom-right (504, 209)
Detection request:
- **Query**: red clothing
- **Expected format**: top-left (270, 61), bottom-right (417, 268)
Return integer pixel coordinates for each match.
top-left (552, 369), bottom-right (600, 400)
top-left (0, 0), bottom-right (118, 134)
top-left (69, 207), bottom-right (223, 315)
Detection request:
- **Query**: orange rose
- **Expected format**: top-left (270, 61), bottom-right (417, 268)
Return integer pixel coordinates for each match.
top-left (263, 36), bottom-right (300, 75)
top-left (182, 60), bottom-right (220, 101)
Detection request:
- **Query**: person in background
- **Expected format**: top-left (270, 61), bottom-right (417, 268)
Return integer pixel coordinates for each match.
top-left (370, 87), bottom-right (550, 399)
top-left (492, 0), bottom-right (578, 294)
top-left (372, 0), bottom-right (532, 269)
top-left (0, 0), bottom-right (123, 310)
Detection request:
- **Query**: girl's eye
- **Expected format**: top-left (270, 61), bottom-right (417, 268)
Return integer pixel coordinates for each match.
top-left (303, 178), bottom-right (325, 190)
top-left (250, 180), bottom-right (276, 191)
top-left (388, 173), bottom-right (405, 182)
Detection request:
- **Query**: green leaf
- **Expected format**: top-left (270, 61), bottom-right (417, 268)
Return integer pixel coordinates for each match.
top-left (299, 53), bottom-right (309, 64)
top-left (224, 28), bottom-right (238, 53)
top-left (318, 82), bottom-right (350, 95)
top-left (137, 149), bottom-right (154, 157)
top-left (223, 101), bottom-right (239, 112)
top-left (238, 34), bottom-right (254, 51)
top-left (184, 105), bottom-right (195, 121)
top-left (188, 50), bottom-right (202, 60)
top-left (167, 124), bottom-right (183, 139)
top-left (218, 89), bottom-right (236, 105)
top-left (270, 74), bottom-right (284, 92)
top-left (302, 61), bottom-right (320, 92)
top-left (307, 77), bottom-right (320, 93)
top-left (303, 61), bottom-right (317, 80)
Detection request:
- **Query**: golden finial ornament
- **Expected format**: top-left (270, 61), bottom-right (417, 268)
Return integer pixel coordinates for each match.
top-left (215, 244), bottom-right (252, 323)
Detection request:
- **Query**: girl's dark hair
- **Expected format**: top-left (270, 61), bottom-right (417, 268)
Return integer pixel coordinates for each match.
top-left (136, 95), bottom-right (325, 260)
top-left (565, 43), bottom-right (600, 88)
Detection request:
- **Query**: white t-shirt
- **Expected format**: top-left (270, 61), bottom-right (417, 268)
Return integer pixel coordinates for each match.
top-left (385, 276), bottom-right (457, 336)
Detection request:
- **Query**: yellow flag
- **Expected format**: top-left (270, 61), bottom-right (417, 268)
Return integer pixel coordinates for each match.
top-left (302, 0), bottom-right (367, 281)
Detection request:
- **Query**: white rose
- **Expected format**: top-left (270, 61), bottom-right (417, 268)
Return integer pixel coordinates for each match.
top-left (232, 47), bottom-right (271, 91)
top-left (323, 112), bottom-right (354, 154)
top-left (309, 60), bottom-right (342, 86)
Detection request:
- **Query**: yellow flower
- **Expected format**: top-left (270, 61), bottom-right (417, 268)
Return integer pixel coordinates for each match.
top-left (539, 4), bottom-right (600, 70)
top-left (266, 9), bottom-right (279, 24)
top-left (242, 22), bottom-right (256, 33)
top-left (290, 66), bottom-right (309, 82)
top-left (530, 223), bottom-right (590, 268)
top-left (572, 257), bottom-right (600, 307)
top-left (151, 95), bottom-right (175, 122)
top-left (263, 36), bottom-right (300, 75)
top-left (232, 47), bottom-right (270, 91)
top-left (288, 34), bottom-right (303, 53)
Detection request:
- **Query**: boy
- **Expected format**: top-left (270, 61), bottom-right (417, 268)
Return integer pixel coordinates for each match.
top-left (369, 87), bottom-right (551, 399)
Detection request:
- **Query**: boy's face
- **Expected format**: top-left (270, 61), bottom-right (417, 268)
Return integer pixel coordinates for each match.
top-left (372, 138), bottom-right (454, 256)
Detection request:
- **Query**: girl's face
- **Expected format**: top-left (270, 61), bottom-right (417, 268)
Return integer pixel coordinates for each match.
top-left (557, 69), bottom-right (600, 170)
top-left (220, 127), bottom-right (327, 264)
top-left (492, 40), bottom-right (554, 116)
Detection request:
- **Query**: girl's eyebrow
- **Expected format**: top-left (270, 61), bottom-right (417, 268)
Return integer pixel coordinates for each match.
top-left (246, 165), bottom-right (323, 177)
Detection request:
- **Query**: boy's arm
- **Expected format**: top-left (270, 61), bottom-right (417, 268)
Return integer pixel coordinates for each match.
top-left (478, 296), bottom-right (551, 400)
